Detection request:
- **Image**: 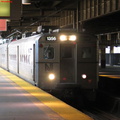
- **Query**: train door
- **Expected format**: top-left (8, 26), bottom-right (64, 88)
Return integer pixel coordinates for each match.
top-left (7, 45), bottom-right (9, 70)
top-left (33, 44), bottom-right (35, 82)
top-left (60, 43), bottom-right (77, 83)
top-left (17, 46), bottom-right (19, 74)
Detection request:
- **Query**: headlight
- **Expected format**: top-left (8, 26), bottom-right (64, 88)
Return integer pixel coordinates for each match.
top-left (69, 35), bottom-right (76, 41)
top-left (82, 74), bottom-right (87, 79)
top-left (60, 35), bottom-right (67, 41)
top-left (48, 73), bottom-right (55, 80)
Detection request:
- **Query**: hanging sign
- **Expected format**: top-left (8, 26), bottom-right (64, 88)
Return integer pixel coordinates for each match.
top-left (0, 0), bottom-right (10, 17)
top-left (0, 0), bottom-right (21, 20)
top-left (0, 19), bottom-right (7, 31)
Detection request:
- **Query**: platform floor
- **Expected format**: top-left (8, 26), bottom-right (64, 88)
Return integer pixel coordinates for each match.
top-left (99, 65), bottom-right (120, 79)
top-left (0, 68), bottom-right (93, 120)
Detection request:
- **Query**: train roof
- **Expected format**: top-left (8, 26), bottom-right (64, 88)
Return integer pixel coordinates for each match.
top-left (8, 34), bottom-right (41, 46)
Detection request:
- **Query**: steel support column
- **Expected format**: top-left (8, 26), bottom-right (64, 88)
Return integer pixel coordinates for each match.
top-left (100, 46), bottom-right (106, 68)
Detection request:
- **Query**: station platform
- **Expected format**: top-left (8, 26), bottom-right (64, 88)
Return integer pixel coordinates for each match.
top-left (99, 65), bottom-right (120, 79)
top-left (97, 65), bottom-right (120, 118)
top-left (0, 68), bottom-right (93, 120)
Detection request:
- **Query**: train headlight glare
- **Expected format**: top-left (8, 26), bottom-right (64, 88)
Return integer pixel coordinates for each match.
top-left (82, 74), bottom-right (87, 79)
top-left (60, 35), bottom-right (67, 41)
top-left (48, 73), bottom-right (55, 80)
top-left (69, 35), bottom-right (76, 41)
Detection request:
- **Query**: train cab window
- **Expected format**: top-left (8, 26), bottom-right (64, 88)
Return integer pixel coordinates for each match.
top-left (44, 46), bottom-right (54, 59)
top-left (61, 45), bottom-right (72, 58)
top-left (82, 47), bottom-right (92, 58)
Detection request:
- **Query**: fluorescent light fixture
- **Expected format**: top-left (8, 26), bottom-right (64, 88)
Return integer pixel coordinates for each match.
top-left (22, 0), bottom-right (31, 5)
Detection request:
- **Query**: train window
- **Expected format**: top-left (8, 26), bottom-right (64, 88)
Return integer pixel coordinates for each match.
top-left (61, 45), bottom-right (72, 58)
top-left (81, 47), bottom-right (92, 58)
top-left (44, 46), bottom-right (54, 59)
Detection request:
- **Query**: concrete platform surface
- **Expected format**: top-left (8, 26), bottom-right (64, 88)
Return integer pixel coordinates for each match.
top-left (0, 68), bottom-right (93, 120)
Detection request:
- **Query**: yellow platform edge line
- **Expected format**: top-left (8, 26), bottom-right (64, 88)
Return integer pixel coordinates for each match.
top-left (99, 75), bottom-right (120, 79)
top-left (0, 68), bottom-right (93, 120)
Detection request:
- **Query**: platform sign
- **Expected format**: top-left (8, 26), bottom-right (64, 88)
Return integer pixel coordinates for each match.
top-left (0, 0), bottom-right (10, 17)
top-left (0, 0), bottom-right (21, 20)
top-left (0, 19), bottom-right (7, 31)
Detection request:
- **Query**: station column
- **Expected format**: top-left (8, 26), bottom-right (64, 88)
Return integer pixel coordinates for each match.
top-left (76, 1), bottom-right (83, 32)
top-left (109, 46), bottom-right (114, 66)
top-left (101, 46), bottom-right (106, 68)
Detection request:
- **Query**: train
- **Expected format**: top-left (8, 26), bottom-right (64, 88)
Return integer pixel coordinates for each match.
top-left (0, 26), bottom-right (98, 100)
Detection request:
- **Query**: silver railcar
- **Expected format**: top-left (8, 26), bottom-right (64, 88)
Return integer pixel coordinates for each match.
top-left (0, 29), bottom-right (98, 94)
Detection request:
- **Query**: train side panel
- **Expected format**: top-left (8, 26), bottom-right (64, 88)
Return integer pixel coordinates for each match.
top-left (19, 39), bottom-right (34, 83)
top-left (8, 35), bottom-right (40, 84)
top-left (8, 42), bottom-right (18, 73)
top-left (0, 44), bottom-right (8, 69)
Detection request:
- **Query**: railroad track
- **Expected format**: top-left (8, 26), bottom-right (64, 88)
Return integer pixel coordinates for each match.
top-left (57, 94), bottom-right (120, 120)
top-left (82, 106), bottom-right (120, 120)
top-left (52, 88), bottom-right (120, 120)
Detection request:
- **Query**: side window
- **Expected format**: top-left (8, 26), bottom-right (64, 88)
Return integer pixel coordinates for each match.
top-left (43, 46), bottom-right (54, 59)
top-left (81, 47), bottom-right (92, 58)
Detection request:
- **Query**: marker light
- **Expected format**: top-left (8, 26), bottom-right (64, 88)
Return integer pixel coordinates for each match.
top-left (69, 35), bottom-right (76, 41)
top-left (82, 74), bottom-right (87, 79)
top-left (48, 73), bottom-right (55, 80)
top-left (62, 77), bottom-right (67, 80)
top-left (60, 35), bottom-right (67, 41)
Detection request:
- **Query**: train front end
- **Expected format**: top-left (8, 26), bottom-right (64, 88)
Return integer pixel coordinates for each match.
top-left (35, 29), bottom-right (98, 95)
top-left (35, 29), bottom-right (78, 90)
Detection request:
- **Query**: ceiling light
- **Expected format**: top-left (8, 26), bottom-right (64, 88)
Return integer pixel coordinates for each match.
top-left (22, 0), bottom-right (31, 5)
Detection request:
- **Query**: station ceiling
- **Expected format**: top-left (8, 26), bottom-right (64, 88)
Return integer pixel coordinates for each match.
top-left (83, 10), bottom-right (120, 34)
top-left (1, 0), bottom-right (120, 37)
top-left (7, 0), bottom-right (77, 32)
